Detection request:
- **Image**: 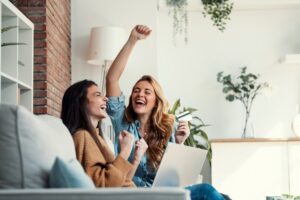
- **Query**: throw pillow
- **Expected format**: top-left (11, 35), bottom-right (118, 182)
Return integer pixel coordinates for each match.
top-left (49, 157), bottom-right (95, 188)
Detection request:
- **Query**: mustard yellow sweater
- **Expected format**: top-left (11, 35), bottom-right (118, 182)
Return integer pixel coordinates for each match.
top-left (72, 129), bottom-right (135, 187)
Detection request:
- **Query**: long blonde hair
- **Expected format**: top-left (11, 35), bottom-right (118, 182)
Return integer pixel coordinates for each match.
top-left (125, 75), bottom-right (174, 170)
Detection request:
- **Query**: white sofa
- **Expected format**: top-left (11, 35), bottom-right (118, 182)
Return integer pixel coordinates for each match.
top-left (0, 104), bottom-right (189, 200)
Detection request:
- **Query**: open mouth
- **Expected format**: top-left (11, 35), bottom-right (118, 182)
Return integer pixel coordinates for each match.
top-left (100, 105), bottom-right (106, 110)
top-left (135, 99), bottom-right (146, 106)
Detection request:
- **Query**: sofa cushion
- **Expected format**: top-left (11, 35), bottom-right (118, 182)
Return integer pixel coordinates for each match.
top-left (49, 157), bottom-right (95, 188)
top-left (0, 104), bottom-right (76, 188)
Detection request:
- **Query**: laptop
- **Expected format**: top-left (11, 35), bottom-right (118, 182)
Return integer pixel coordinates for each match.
top-left (152, 143), bottom-right (207, 187)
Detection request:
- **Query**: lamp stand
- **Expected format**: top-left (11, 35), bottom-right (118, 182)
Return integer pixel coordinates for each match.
top-left (101, 60), bottom-right (110, 93)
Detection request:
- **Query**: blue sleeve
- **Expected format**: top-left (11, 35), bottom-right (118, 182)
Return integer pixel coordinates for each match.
top-left (106, 94), bottom-right (126, 148)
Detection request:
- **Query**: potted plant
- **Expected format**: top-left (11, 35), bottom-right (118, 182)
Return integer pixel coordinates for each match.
top-left (217, 66), bottom-right (269, 138)
top-left (169, 99), bottom-right (212, 164)
top-left (201, 0), bottom-right (233, 32)
top-left (165, 0), bottom-right (233, 44)
top-left (166, 0), bottom-right (188, 44)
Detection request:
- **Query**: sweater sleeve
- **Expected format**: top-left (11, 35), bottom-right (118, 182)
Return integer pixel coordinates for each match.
top-left (73, 130), bottom-right (135, 187)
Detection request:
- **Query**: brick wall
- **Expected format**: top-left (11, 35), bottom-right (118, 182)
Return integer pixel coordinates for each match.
top-left (11, 0), bottom-right (71, 117)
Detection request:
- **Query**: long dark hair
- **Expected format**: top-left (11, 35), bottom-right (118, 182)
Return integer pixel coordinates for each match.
top-left (125, 75), bottom-right (174, 170)
top-left (61, 79), bottom-right (103, 149)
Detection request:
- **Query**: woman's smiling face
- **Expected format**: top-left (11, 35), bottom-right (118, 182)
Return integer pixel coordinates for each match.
top-left (131, 80), bottom-right (157, 116)
top-left (86, 85), bottom-right (108, 120)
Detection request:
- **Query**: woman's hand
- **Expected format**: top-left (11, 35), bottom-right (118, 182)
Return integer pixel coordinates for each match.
top-left (106, 24), bottom-right (151, 97)
top-left (129, 25), bottom-right (151, 42)
top-left (133, 138), bottom-right (148, 162)
top-left (126, 137), bottom-right (148, 179)
top-left (118, 130), bottom-right (134, 160)
top-left (175, 121), bottom-right (190, 144)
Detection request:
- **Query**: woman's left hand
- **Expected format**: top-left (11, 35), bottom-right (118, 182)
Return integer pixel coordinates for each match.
top-left (133, 138), bottom-right (148, 162)
top-left (175, 121), bottom-right (190, 144)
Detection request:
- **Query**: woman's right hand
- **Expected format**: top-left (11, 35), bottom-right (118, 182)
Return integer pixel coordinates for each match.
top-left (118, 130), bottom-right (134, 160)
top-left (129, 25), bottom-right (151, 42)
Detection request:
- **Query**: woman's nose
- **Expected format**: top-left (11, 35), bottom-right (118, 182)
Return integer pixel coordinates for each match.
top-left (137, 91), bottom-right (144, 97)
top-left (103, 96), bottom-right (108, 102)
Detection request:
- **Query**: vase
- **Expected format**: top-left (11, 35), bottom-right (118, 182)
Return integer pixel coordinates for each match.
top-left (292, 114), bottom-right (300, 137)
top-left (242, 115), bottom-right (255, 138)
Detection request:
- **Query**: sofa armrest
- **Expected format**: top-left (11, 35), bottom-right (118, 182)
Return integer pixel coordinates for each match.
top-left (0, 187), bottom-right (190, 200)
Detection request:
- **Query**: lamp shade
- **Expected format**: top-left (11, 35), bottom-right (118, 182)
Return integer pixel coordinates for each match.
top-left (87, 26), bottom-right (125, 65)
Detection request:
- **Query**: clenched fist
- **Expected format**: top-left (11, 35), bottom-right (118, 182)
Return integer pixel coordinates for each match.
top-left (118, 130), bottom-right (134, 160)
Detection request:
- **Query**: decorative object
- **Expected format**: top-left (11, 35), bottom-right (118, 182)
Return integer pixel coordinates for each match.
top-left (166, 0), bottom-right (188, 44)
top-left (2, 26), bottom-right (26, 66)
top-left (217, 66), bottom-right (269, 138)
top-left (201, 0), bottom-right (233, 32)
top-left (164, 0), bottom-right (233, 44)
top-left (169, 99), bottom-right (212, 164)
top-left (1, 26), bottom-right (26, 47)
top-left (87, 26), bottom-right (124, 92)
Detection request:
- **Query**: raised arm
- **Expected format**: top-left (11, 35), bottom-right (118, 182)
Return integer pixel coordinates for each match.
top-left (106, 25), bottom-right (151, 97)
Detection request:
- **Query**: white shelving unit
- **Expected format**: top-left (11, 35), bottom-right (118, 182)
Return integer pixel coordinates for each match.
top-left (0, 0), bottom-right (33, 111)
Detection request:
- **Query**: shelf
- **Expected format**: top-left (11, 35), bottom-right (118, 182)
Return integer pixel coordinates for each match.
top-left (1, 71), bottom-right (18, 83)
top-left (18, 80), bottom-right (32, 90)
top-left (0, 0), bottom-right (33, 111)
top-left (158, 0), bottom-right (300, 11)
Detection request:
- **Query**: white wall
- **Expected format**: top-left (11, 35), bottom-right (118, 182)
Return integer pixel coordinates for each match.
top-left (158, 5), bottom-right (300, 139)
top-left (72, 0), bottom-right (300, 139)
top-left (71, 0), bottom-right (158, 97)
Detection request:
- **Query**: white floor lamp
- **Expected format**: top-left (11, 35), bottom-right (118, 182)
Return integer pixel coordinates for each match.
top-left (87, 26), bottom-right (125, 93)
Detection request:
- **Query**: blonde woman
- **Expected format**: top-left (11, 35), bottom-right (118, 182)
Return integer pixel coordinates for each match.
top-left (106, 25), bottom-right (225, 200)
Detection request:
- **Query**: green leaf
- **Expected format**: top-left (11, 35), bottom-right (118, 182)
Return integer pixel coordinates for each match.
top-left (169, 99), bottom-right (181, 115)
top-left (18, 60), bottom-right (25, 67)
top-left (183, 107), bottom-right (197, 113)
top-left (192, 116), bottom-right (202, 122)
top-left (241, 86), bottom-right (249, 92)
top-left (225, 94), bottom-right (235, 101)
top-left (241, 66), bottom-right (247, 73)
top-left (1, 42), bottom-right (27, 47)
top-left (1, 26), bottom-right (18, 33)
top-left (199, 130), bottom-right (209, 140)
top-left (217, 71), bottom-right (224, 82)
top-left (222, 86), bottom-right (232, 93)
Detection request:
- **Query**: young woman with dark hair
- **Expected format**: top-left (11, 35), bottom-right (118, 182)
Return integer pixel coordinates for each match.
top-left (61, 79), bottom-right (148, 187)
top-left (106, 25), bottom-right (225, 200)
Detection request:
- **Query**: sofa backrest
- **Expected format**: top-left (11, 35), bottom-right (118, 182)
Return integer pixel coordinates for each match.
top-left (0, 104), bottom-right (76, 188)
